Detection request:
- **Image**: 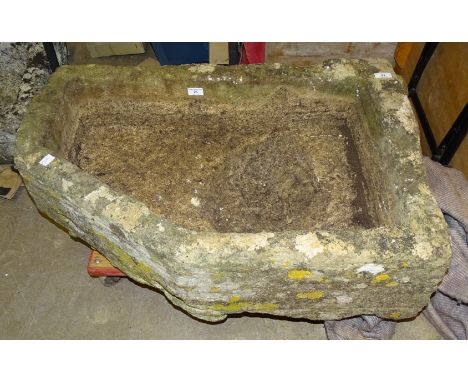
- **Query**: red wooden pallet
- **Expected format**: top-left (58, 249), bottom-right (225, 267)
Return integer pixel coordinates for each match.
top-left (87, 250), bottom-right (126, 277)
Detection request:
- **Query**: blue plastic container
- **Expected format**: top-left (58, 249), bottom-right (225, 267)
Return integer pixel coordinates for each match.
top-left (150, 42), bottom-right (209, 65)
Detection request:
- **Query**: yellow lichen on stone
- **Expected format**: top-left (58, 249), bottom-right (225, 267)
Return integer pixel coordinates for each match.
top-left (211, 302), bottom-right (251, 311)
top-left (253, 303), bottom-right (278, 311)
top-left (136, 261), bottom-right (154, 274)
top-left (401, 261), bottom-right (410, 268)
top-left (371, 273), bottom-right (390, 284)
top-left (211, 301), bottom-right (277, 312)
top-left (288, 270), bottom-right (312, 280)
top-left (296, 291), bottom-right (325, 299)
top-left (211, 272), bottom-right (225, 282)
top-left (229, 296), bottom-right (241, 303)
top-left (385, 281), bottom-right (398, 287)
top-left (390, 312), bottom-right (401, 320)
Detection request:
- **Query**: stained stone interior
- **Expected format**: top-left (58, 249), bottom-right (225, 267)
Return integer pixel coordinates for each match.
top-left (65, 89), bottom-right (388, 233)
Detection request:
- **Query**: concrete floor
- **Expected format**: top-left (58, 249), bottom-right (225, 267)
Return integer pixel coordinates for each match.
top-left (0, 184), bottom-right (443, 339)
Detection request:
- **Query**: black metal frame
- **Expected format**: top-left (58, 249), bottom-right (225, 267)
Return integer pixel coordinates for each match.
top-left (408, 42), bottom-right (468, 165)
top-left (407, 43), bottom-right (439, 154)
top-left (432, 104), bottom-right (468, 165)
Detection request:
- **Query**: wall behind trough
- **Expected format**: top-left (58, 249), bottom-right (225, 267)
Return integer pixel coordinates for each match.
top-left (0, 43), bottom-right (50, 164)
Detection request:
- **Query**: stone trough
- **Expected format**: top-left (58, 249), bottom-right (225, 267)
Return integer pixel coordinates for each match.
top-left (15, 60), bottom-right (451, 322)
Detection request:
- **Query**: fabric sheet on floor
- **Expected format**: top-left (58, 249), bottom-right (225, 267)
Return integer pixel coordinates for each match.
top-left (325, 157), bottom-right (468, 340)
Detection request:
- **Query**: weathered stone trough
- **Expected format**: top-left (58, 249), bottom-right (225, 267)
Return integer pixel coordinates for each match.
top-left (15, 60), bottom-right (451, 322)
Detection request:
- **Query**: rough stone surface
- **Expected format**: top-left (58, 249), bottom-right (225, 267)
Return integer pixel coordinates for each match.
top-left (15, 60), bottom-right (452, 322)
top-left (0, 42), bottom-right (50, 163)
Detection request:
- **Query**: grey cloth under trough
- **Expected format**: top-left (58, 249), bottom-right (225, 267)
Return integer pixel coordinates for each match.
top-left (324, 157), bottom-right (468, 340)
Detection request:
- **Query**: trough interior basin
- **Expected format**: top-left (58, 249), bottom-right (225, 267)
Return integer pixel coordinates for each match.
top-left (65, 88), bottom-right (391, 233)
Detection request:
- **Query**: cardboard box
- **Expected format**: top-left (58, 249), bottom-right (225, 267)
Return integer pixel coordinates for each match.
top-left (86, 43), bottom-right (146, 58)
top-left (209, 42), bottom-right (229, 65)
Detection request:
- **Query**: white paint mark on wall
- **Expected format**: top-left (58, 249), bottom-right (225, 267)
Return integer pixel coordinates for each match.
top-left (356, 263), bottom-right (385, 275)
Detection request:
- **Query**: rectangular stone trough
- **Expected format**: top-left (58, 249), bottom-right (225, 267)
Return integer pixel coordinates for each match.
top-left (15, 60), bottom-right (451, 322)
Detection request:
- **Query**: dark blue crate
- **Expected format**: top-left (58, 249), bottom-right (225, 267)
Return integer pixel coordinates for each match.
top-left (150, 42), bottom-right (209, 65)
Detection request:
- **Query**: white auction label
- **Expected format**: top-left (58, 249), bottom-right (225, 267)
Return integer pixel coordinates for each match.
top-left (39, 154), bottom-right (55, 166)
top-left (374, 72), bottom-right (392, 79)
top-left (187, 87), bottom-right (204, 96)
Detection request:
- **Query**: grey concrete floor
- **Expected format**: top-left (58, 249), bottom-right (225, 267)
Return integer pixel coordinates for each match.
top-left (1, 185), bottom-right (443, 339)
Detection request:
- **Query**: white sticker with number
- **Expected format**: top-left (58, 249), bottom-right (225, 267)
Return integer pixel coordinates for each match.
top-left (39, 154), bottom-right (55, 166)
top-left (374, 72), bottom-right (392, 79)
top-left (188, 88), bottom-right (204, 96)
